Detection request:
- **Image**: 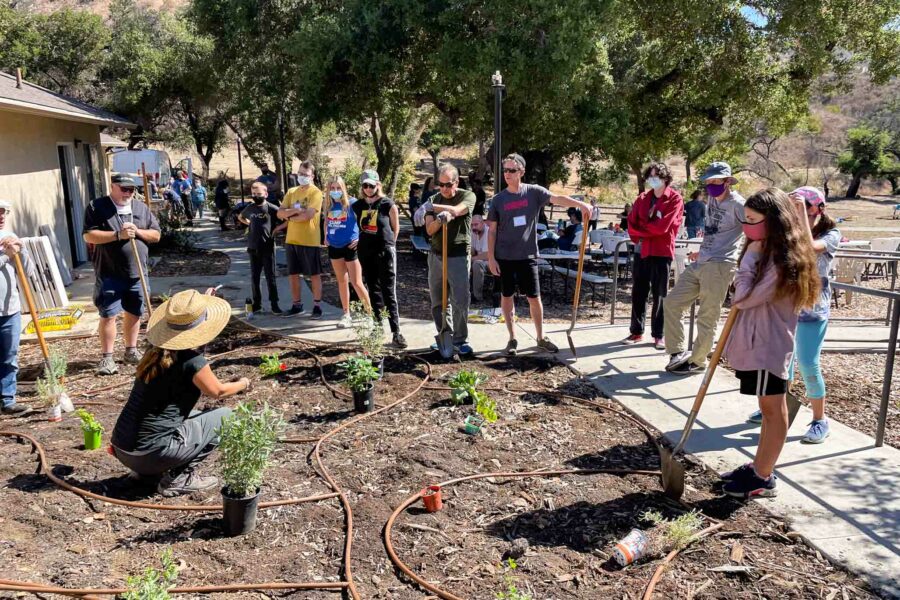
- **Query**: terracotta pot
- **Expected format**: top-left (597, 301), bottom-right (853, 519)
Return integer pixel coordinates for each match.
top-left (422, 485), bottom-right (443, 512)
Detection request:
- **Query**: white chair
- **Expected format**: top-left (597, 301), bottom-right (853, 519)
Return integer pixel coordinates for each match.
top-left (866, 238), bottom-right (900, 278)
top-left (673, 246), bottom-right (691, 281)
top-left (833, 257), bottom-right (866, 306)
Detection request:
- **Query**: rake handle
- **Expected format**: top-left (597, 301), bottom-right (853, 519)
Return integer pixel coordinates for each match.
top-left (441, 222), bottom-right (448, 313)
top-left (13, 252), bottom-right (50, 363)
top-left (568, 223), bottom-right (591, 330)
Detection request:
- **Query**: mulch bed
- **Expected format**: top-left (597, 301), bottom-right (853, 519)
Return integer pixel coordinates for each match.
top-left (149, 248), bottom-right (230, 277)
top-left (0, 325), bottom-right (879, 599)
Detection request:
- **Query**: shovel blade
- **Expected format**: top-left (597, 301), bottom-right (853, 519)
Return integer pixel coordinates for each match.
top-left (436, 330), bottom-right (454, 360)
top-left (786, 390), bottom-right (803, 428)
top-left (567, 330), bottom-right (577, 357)
top-left (660, 446), bottom-right (686, 500)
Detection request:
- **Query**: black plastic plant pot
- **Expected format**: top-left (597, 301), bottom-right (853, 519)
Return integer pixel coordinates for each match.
top-left (221, 487), bottom-right (261, 537)
top-left (353, 384), bottom-right (375, 413)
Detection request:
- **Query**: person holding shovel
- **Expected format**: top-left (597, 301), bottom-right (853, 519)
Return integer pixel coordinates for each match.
top-left (425, 164), bottom-right (477, 356)
top-left (83, 173), bottom-right (161, 375)
top-left (487, 154), bottom-right (591, 356)
top-left (0, 200), bottom-right (35, 415)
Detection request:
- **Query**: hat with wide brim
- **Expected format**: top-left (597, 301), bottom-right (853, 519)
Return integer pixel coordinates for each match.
top-left (146, 290), bottom-right (232, 350)
top-left (700, 161), bottom-right (738, 185)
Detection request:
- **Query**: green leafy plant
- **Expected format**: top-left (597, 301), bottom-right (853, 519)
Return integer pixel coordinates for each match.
top-left (338, 354), bottom-right (379, 392)
top-left (48, 350), bottom-right (67, 382)
top-left (259, 352), bottom-right (286, 376)
top-left (474, 393), bottom-right (499, 424)
top-left (75, 409), bottom-right (104, 433)
top-left (218, 401), bottom-right (284, 498)
top-left (350, 301), bottom-right (387, 359)
top-left (496, 558), bottom-right (532, 600)
top-left (640, 509), bottom-right (703, 550)
top-left (36, 350), bottom-right (68, 407)
top-left (123, 548), bottom-right (178, 600)
top-left (448, 370), bottom-right (488, 405)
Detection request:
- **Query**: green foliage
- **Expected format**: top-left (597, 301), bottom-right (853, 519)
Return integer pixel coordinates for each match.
top-left (839, 125), bottom-right (896, 180)
top-left (338, 354), bottom-right (379, 393)
top-left (448, 370), bottom-right (488, 405)
top-left (35, 350), bottom-right (67, 406)
top-left (640, 509), bottom-right (703, 550)
top-left (48, 350), bottom-right (67, 383)
top-left (475, 394), bottom-right (499, 424)
top-left (259, 352), bottom-right (286, 376)
top-left (123, 548), bottom-right (177, 600)
top-left (496, 558), bottom-right (532, 600)
top-left (35, 376), bottom-right (62, 407)
top-left (156, 208), bottom-right (197, 252)
top-left (218, 402), bottom-right (284, 498)
top-left (75, 409), bottom-right (104, 433)
top-left (350, 301), bottom-right (387, 359)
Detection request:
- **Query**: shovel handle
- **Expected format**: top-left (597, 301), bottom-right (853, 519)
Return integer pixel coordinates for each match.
top-left (130, 234), bottom-right (153, 317)
top-left (13, 252), bottom-right (50, 362)
top-left (441, 222), bottom-right (448, 311)
top-left (568, 225), bottom-right (590, 331)
top-left (672, 307), bottom-right (740, 454)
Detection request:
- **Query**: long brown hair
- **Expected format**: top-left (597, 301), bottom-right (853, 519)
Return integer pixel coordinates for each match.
top-left (811, 207), bottom-right (838, 239)
top-left (136, 347), bottom-right (177, 383)
top-left (737, 188), bottom-right (819, 311)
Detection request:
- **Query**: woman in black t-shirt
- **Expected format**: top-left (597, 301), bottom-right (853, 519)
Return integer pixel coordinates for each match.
top-left (111, 289), bottom-right (251, 498)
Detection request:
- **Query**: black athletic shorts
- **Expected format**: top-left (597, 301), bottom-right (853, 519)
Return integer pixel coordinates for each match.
top-left (496, 258), bottom-right (540, 298)
top-left (286, 244), bottom-right (323, 276)
top-left (735, 369), bottom-right (788, 396)
top-left (327, 245), bottom-right (358, 262)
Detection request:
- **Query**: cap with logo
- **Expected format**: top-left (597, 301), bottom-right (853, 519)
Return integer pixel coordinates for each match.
top-left (361, 170), bottom-right (380, 186)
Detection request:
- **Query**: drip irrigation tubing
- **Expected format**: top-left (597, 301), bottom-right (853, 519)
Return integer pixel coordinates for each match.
top-left (0, 578), bottom-right (348, 596)
top-left (640, 522), bottom-right (725, 599)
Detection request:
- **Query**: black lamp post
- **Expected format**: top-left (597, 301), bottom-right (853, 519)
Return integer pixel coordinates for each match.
top-left (491, 70), bottom-right (505, 193)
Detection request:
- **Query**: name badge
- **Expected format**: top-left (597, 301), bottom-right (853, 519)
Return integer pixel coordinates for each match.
top-left (294, 203), bottom-right (302, 210)
top-left (512, 215), bottom-right (527, 227)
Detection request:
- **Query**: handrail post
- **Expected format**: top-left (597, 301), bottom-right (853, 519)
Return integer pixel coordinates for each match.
top-left (876, 298), bottom-right (900, 447)
top-left (609, 238), bottom-right (630, 325)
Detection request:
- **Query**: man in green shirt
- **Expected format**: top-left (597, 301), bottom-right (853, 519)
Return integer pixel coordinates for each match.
top-left (424, 164), bottom-right (477, 355)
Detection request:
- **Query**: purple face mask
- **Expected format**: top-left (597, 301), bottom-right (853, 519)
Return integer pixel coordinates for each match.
top-left (706, 183), bottom-right (727, 198)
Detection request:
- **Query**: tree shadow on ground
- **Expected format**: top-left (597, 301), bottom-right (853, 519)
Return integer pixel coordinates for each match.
top-left (565, 441), bottom-right (661, 473)
top-left (119, 517), bottom-right (223, 544)
top-left (289, 408), bottom-right (354, 426)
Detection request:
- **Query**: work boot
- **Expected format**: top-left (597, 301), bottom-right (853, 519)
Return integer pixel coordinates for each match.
top-left (123, 347), bottom-right (143, 365)
top-left (392, 332), bottom-right (408, 349)
top-left (96, 356), bottom-right (119, 376)
top-left (158, 468), bottom-right (218, 498)
top-left (1, 402), bottom-right (27, 415)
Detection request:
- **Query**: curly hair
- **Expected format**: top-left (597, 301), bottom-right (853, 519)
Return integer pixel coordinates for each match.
top-left (642, 162), bottom-right (673, 186)
top-left (737, 188), bottom-right (820, 312)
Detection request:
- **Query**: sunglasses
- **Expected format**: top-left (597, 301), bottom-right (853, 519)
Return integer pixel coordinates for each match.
top-left (120, 187), bottom-right (136, 194)
top-left (502, 168), bottom-right (521, 174)
top-left (362, 183), bottom-right (376, 190)
top-left (437, 181), bottom-right (456, 189)
top-left (0, 208), bottom-right (9, 216)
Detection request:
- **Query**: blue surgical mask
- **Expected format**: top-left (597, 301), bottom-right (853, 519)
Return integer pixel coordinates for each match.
top-left (647, 176), bottom-right (664, 191)
top-left (297, 176), bottom-right (311, 186)
top-left (329, 190), bottom-right (343, 200)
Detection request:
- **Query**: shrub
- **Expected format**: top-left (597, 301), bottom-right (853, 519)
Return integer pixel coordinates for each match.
top-left (259, 352), bottom-right (286, 376)
top-left (448, 370), bottom-right (488, 405)
top-left (338, 354), bottom-right (379, 392)
top-left (123, 549), bottom-right (177, 600)
top-left (475, 393), bottom-right (499, 423)
top-left (156, 208), bottom-right (196, 252)
top-left (496, 558), bottom-right (532, 600)
top-left (350, 301), bottom-right (387, 359)
top-left (640, 509), bottom-right (703, 551)
top-left (75, 409), bottom-right (104, 433)
top-left (218, 402), bottom-right (284, 498)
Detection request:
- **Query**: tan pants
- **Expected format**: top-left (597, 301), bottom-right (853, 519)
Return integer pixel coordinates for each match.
top-left (663, 261), bottom-right (736, 367)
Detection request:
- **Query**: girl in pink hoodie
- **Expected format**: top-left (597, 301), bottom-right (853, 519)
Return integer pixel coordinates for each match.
top-left (720, 188), bottom-right (820, 499)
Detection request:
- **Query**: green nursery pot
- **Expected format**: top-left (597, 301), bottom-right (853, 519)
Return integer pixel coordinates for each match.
top-left (83, 429), bottom-right (102, 450)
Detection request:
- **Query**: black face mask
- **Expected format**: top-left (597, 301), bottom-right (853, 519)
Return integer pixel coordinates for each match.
top-left (252, 196), bottom-right (266, 204)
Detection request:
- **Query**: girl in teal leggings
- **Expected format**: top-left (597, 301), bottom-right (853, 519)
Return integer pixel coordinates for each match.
top-left (748, 187), bottom-right (840, 444)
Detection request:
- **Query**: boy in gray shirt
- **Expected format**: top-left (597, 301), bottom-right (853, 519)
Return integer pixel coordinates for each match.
top-left (664, 162), bottom-right (745, 375)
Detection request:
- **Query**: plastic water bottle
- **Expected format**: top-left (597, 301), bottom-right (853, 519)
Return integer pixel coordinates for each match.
top-left (245, 297), bottom-right (254, 319)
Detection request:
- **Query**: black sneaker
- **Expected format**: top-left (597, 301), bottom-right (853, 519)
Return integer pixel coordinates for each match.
top-left (720, 463), bottom-right (754, 482)
top-left (310, 305), bottom-right (323, 319)
top-left (723, 468), bottom-right (777, 499)
top-left (252, 304), bottom-right (262, 314)
top-left (505, 338), bottom-right (518, 356)
top-left (1, 403), bottom-right (27, 415)
top-left (392, 332), bottom-right (408, 349)
top-left (283, 304), bottom-right (303, 317)
top-left (270, 302), bottom-right (283, 314)
top-left (669, 361), bottom-right (703, 376)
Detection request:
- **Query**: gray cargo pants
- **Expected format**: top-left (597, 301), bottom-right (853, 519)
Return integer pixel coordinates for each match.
top-left (428, 252), bottom-right (471, 345)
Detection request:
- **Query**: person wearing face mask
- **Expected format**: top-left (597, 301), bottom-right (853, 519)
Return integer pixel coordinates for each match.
top-left (663, 162), bottom-right (746, 375)
top-left (83, 174), bottom-right (161, 375)
top-left (239, 182), bottom-right (282, 314)
top-left (623, 163), bottom-right (684, 350)
top-left (325, 175), bottom-right (371, 327)
top-left (352, 170), bottom-right (406, 348)
top-left (277, 160), bottom-right (324, 318)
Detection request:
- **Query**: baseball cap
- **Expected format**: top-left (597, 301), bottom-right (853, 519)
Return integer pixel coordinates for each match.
top-left (700, 162), bottom-right (738, 184)
top-left (0, 200), bottom-right (11, 211)
top-left (790, 186), bottom-right (826, 207)
top-left (361, 170), bottom-right (380, 185)
top-left (111, 173), bottom-right (137, 187)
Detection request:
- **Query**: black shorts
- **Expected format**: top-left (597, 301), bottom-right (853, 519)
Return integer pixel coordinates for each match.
top-left (736, 370), bottom-right (788, 396)
top-left (286, 244), bottom-right (323, 276)
top-left (496, 258), bottom-right (540, 298)
top-left (328, 245), bottom-right (358, 262)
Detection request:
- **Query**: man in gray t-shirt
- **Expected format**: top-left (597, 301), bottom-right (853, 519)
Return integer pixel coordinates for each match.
top-left (664, 162), bottom-right (746, 375)
top-left (486, 154), bottom-right (591, 356)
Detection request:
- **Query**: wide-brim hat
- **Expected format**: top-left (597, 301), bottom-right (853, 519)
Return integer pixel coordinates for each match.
top-left (146, 290), bottom-right (232, 350)
top-left (700, 161), bottom-right (738, 185)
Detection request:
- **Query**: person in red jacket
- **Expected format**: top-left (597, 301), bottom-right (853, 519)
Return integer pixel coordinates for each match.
top-left (623, 163), bottom-right (684, 349)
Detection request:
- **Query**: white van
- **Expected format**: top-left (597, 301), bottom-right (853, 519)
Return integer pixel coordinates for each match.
top-left (110, 149), bottom-right (174, 191)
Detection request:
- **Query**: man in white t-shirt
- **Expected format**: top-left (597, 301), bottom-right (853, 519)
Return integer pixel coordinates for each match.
top-left (470, 214), bottom-right (490, 302)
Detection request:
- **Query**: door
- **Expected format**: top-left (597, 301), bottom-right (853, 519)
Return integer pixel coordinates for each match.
top-left (57, 144), bottom-right (88, 265)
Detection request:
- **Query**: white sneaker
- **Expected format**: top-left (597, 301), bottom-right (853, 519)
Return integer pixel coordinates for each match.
top-left (666, 351), bottom-right (690, 371)
top-left (337, 313), bottom-right (353, 329)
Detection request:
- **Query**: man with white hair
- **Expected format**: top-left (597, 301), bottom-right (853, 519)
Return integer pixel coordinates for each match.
top-left (0, 200), bottom-right (35, 414)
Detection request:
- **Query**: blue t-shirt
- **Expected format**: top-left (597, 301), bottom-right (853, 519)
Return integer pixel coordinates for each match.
top-left (684, 199), bottom-right (706, 227)
top-left (172, 179), bottom-right (191, 196)
top-left (325, 199), bottom-right (359, 248)
top-left (799, 228), bottom-right (841, 322)
top-left (191, 186), bottom-right (207, 205)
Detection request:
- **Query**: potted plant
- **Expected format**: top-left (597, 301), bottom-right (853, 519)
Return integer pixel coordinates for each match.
top-left (259, 352), bottom-right (287, 376)
top-left (421, 485), bottom-right (443, 512)
top-left (338, 354), bottom-right (380, 413)
top-left (463, 391), bottom-right (499, 435)
top-left (76, 409), bottom-right (104, 450)
top-left (350, 301), bottom-right (388, 378)
top-left (448, 370), bottom-right (488, 405)
top-left (36, 374), bottom-right (62, 422)
top-left (217, 401), bottom-right (284, 537)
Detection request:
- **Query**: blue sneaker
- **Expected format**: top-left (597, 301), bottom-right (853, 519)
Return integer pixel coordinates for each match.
top-left (801, 419), bottom-right (830, 444)
top-left (457, 343), bottom-right (474, 356)
top-left (723, 467), bottom-right (777, 499)
top-left (747, 409), bottom-right (763, 425)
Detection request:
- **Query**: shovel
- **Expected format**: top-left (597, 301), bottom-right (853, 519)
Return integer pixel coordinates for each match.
top-left (13, 252), bottom-right (51, 371)
top-left (661, 308), bottom-right (739, 499)
top-left (127, 215), bottom-right (153, 317)
top-left (434, 221), bottom-right (454, 359)
top-left (566, 221), bottom-right (591, 356)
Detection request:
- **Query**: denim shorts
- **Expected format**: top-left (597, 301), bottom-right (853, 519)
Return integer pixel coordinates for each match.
top-left (93, 276), bottom-right (144, 318)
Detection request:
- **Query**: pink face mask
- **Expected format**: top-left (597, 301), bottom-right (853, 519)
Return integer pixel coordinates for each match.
top-left (742, 221), bottom-right (767, 241)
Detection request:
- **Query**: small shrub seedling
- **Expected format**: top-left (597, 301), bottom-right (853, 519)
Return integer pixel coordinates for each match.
top-left (123, 548), bottom-right (177, 600)
top-left (75, 409), bottom-right (104, 433)
top-left (350, 301), bottom-right (387, 359)
top-left (448, 370), bottom-right (488, 404)
top-left (36, 350), bottom-right (68, 407)
top-left (259, 352), bottom-right (286, 376)
top-left (339, 355), bottom-right (380, 392)
top-left (640, 509), bottom-right (703, 551)
top-left (496, 558), bottom-right (532, 600)
top-left (474, 394), bottom-right (499, 423)
top-left (218, 401), bottom-right (285, 498)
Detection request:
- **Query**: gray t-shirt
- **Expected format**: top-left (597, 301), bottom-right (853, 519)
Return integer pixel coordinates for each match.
top-left (698, 191), bottom-right (746, 264)
top-left (487, 184), bottom-right (552, 260)
top-left (799, 228), bottom-right (841, 322)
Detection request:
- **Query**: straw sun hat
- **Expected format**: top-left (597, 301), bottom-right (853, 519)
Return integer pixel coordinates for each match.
top-left (146, 290), bottom-right (232, 350)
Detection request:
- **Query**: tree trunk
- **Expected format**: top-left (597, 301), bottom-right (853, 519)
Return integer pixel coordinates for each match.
top-left (428, 149), bottom-right (440, 180)
top-left (684, 158), bottom-right (692, 184)
top-left (845, 174), bottom-right (862, 199)
top-left (632, 163), bottom-right (645, 194)
top-left (477, 139), bottom-right (489, 180)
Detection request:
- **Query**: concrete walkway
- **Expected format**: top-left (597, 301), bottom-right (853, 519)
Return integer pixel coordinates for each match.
top-left (48, 217), bottom-right (900, 597)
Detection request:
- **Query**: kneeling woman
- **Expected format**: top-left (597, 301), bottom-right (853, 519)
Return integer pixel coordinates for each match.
top-left (111, 289), bottom-right (251, 498)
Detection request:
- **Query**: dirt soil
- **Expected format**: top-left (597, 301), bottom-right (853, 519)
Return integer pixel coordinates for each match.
top-left (0, 325), bottom-right (880, 599)
top-left (150, 248), bottom-right (230, 277)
